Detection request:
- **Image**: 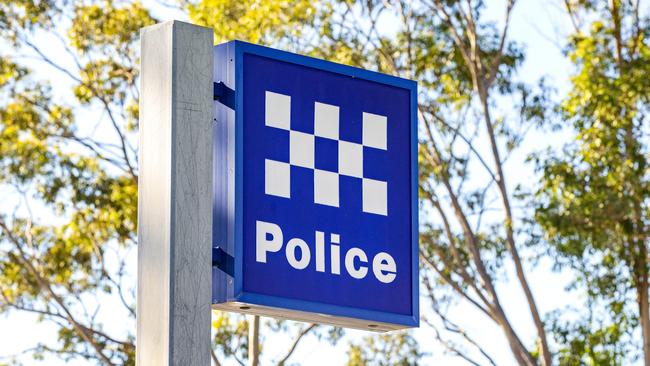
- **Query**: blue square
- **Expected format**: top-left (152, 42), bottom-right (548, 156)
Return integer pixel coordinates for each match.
top-left (290, 165), bottom-right (314, 203)
top-left (339, 106), bottom-right (362, 144)
top-left (290, 93), bottom-right (315, 134)
top-left (314, 136), bottom-right (338, 172)
top-left (339, 175), bottom-right (362, 212)
top-left (264, 128), bottom-right (290, 163)
top-left (362, 146), bottom-right (388, 181)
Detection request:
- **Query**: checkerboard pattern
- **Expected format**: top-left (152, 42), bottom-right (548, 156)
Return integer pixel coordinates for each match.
top-left (263, 91), bottom-right (389, 216)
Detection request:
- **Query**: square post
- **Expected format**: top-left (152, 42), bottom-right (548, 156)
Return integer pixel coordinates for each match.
top-left (138, 20), bottom-right (213, 366)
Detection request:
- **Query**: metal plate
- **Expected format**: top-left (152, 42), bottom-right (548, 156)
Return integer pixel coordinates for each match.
top-left (212, 41), bottom-right (418, 330)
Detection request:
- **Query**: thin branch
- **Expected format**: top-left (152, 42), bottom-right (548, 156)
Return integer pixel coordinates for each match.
top-left (22, 38), bottom-right (84, 84)
top-left (421, 276), bottom-right (497, 366)
top-left (428, 1), bottom-right (474, 72)
top-left (436, 310), bottom-right (498, 366)
top-left (426, 319), bottom-right (484, 366)
top-left (420, 106), bottom-right (497, 182)
top-left (420, 186), bottom-right (495, 314)
top-left (211, 348), bottom-right (222, 366)
top-left (420, 252), bottom-right (494, 320)
top-left (276, 323), bottom-right (318, 366)
top-left (20, 38), bottom-right (138, 184)
top-left (423, 316), bottom-right (487, 366)
top-left (563, 0), bottom-right (582, 34)
top-left (486, 0), bottom-right (515, 87)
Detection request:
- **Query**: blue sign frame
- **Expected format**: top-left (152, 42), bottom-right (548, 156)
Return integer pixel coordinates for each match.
top-left (213, 40), bottom-right (419, 329)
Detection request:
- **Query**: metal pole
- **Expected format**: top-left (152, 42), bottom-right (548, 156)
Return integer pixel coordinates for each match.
top-left (137, 20), bottom-right (213, 366)
top-left (248, 315), bottom-right (260, 366)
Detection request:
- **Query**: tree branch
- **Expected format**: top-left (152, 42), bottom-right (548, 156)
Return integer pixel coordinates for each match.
top-left (211, 348), bottom-right (222, 366)
top-left (486, 0), bottom-right (515, 87)
top-left (276, 323), bottom-right (318, 366)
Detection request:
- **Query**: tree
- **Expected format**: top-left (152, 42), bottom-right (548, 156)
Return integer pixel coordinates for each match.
top-left (534, 1), bottom-right (650, 364)
top-left (0, 0), bottom-right (330, 365)
top-left (0, 1), bottom-right (152, 364)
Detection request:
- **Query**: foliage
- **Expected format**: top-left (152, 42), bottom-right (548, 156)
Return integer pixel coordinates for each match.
top-left (188, 0), bottom-right (317, 45)
top-left (546, 306), bottom-right (633, 365)
top-left (346, 331), bottom-right (423, 366)
top-left (211, 312), bottom-right (250, 364)
top-left (534, 1), bottom-right (650, 364)
top-left (0, 0), bottom-right (147, 365)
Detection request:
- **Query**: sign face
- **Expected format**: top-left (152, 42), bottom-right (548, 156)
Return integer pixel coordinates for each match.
top-left (212, 41), bottom-right (418, 330)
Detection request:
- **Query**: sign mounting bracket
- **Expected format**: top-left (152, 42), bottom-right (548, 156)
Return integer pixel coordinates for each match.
top-left (213, 81), bottom-right (235, 110)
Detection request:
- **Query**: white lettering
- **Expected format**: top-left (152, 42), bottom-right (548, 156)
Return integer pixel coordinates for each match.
top-left (286, 238), bottom-right (310, 269)
top-left (254, 220), bottom-right (397, 283)
top-left (372, 252), bottom-right (397, 283)
top-left (331, 233), bottom-right (340, 275)
top-left (256, 220), bottom-right (283, 263)
top-left (345, 248), bottom-right (368, 279)
top-left (315, 231), bottom-right (325, 272)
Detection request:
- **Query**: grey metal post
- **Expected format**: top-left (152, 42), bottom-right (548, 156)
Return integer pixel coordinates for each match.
top-left (138, 20), bottom-right (213, 366)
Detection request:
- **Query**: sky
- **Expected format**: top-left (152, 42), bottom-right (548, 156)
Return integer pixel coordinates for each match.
top-left (0, 0), bottom-right (620, 365)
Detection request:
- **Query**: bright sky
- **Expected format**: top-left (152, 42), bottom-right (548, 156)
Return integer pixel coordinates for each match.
top-left (0, 0), bottom-right (627, 365)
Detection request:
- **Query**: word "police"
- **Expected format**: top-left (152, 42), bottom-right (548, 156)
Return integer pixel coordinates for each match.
top-left (256, 220), bottom-right (397, 283)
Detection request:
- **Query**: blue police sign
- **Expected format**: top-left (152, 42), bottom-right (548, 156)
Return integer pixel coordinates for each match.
top-left (212, 41), bottom-right (418, 331)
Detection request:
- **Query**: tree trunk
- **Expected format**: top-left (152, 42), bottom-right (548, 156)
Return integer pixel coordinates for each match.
top-left (637, 239), bottom-right (650, 366)
top-left (640, 282), bottom-right (650, 366)
top-left (477, 86), bottom-right (552, 366)
top-left (248, 315), bottom-right (260, 366)
top-left (498, 316), bottom-right (538, 366)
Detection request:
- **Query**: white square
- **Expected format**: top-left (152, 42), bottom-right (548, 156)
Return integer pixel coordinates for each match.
top-left (314, 169), bottom-right (339, 207)
top-left (265, 159), bottom-right (290, 198)
top-left (314, 102), bottom-right (339, 140)
top-left (362, 178), bottom-right (387, 215)
top-left (362, 112), bottom-right (387, 150)
top-left (290, 131), bottom-right (314, 168)
top-left (338, 141), bottom-right (363, 178)
top-left (265, 91), bottom-right (291, 130)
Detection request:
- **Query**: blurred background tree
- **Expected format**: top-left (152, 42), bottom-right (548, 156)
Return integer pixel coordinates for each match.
top-left (0, 0), bottom-right (648, 365)
top-left (0, 1), bottom-right (152, 364)
top-left (533, 1), bottom-right (650, 365)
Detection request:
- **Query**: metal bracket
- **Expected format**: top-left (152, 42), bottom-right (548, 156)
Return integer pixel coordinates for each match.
top-left (212, 246), bottom-right (234, 277)
top-left (213, 81), bottom-right (235, 110)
